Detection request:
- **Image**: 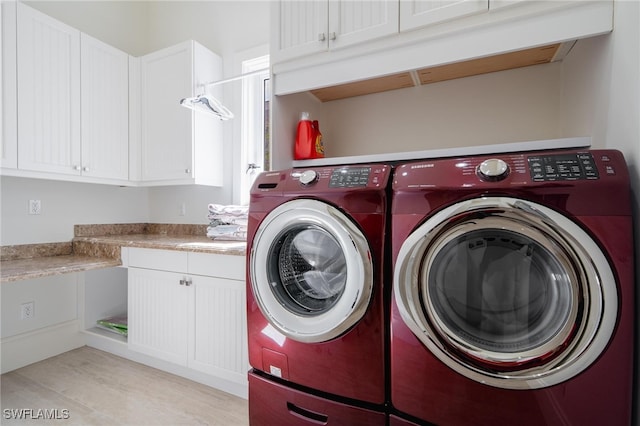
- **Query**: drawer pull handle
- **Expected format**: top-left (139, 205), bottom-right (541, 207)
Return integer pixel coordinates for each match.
top-left (286, 402), bottom-right (328, 424)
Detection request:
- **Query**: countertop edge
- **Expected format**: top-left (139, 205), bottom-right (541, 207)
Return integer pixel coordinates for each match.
top-left (1, 256), bottom-right (122, 283)
top-left (1, 235), bottom-right (247, 283)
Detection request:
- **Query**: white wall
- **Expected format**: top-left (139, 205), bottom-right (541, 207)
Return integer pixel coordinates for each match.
top-left (0, 177), bottom-right (149, 245)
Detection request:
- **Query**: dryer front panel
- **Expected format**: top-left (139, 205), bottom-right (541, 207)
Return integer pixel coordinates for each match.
top-left (394, 196), bottom-right (618, 389)
top-left (251, 198), bottom-right (373, 343)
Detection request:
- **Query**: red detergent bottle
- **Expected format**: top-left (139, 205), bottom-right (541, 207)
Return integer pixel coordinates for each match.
top-left (294, 112), bottom-right (313, 160)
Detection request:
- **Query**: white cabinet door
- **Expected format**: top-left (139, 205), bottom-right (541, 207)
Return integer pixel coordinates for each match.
top-left (272, 0), bottom-right (399, 63)
top-left (17, 3), bottom-right (81, 175)
top-left (271, 0), bottom-right (329, 63)
top-left (1, 1), bottom-right (17, 170)
top-left (139, 41), bottom-right (223, 186)
top-left (329, 0), bottom-right (399, 50)
top-left (128, 268), bottom-right (189, 366)
top-left (140, 42), bottom-right (192, 182)
top-left (400, 0), bottom-right (488, 32)
top-left (189, 276), bottom-right (248, 383)
top-left (80, 33), bottom-right (129, 181)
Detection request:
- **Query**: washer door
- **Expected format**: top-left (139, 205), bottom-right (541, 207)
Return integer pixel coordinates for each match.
top-left (394, 196), bottom-right (617, 389)
top-left (251, 199), bottom-right (373, 343)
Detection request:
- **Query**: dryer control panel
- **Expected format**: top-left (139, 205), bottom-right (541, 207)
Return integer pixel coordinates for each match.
top-left (393, 149), bottom-right (626, 191)
top-left (528, 153), bottom-right (599, 181)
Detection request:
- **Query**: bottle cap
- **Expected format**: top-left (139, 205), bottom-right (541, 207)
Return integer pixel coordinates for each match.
top-left (300, 111), bottom-right (310, 120)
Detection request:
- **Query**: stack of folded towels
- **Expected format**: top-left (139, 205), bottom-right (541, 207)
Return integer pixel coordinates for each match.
top-left (207, 204), bottom-right (249, 241)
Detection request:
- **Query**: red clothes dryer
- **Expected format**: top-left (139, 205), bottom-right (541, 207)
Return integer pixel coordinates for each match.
top-left (390, 149), bottom-right (634, 425)
top-left (247, 165), bottom-right (391, 425)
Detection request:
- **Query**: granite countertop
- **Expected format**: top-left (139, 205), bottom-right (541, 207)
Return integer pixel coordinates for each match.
top-left (1, 224), bottom-right (247, 283)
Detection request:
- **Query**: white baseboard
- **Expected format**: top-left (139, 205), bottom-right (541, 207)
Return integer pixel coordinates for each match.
top-left (83, 329), bottom-right (248, 399)
top-left (0, 320), bottom-right (85, 374)
top-left (0, 322), bottom-right (248, 400)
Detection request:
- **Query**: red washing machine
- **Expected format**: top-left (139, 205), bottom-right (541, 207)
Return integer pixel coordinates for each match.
top-left (389, 149), bottom-right (634, 425)
top-left (247, 165), bottom-right (391, 425)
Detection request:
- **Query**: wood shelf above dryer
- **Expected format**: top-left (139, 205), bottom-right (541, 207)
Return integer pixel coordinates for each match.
top-left (309, 43), bottom-right (569, 103)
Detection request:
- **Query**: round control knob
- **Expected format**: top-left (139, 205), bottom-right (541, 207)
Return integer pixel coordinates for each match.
top-left (477, 158), bottom-right (510, 181)
top-left (299, 170), bottom-right (319, 186)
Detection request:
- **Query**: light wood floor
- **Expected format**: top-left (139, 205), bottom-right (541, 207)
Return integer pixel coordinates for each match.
top-left (1, 346), bottom-right (249, 425)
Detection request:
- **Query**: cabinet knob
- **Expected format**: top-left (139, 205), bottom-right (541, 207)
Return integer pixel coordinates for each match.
top-left (329, 32), bottom-right (337, 41)
top-left (184, 279), bottom-right (192, 287)
top-left (74, 165), bottom-right (81, 171)
top-left (185, 168), bottom-right (191, 174)
top-left (318, 32), bottom-right (326, 42)
top-left (82, 166), bottom-right (90, 172)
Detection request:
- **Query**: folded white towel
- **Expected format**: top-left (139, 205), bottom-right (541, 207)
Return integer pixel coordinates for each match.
top-left (207, 214), bottom-right (249, 226)
top-left (207, 204), bottom-right (248, 216)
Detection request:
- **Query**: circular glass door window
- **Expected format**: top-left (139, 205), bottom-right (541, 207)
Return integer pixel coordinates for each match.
top-left (269, 226), bottom-right (348, 315)
top-left (427, 228), bottom-right (573, 356)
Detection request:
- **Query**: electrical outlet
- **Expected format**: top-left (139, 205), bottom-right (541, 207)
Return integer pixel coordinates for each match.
top-left (28, 200), bottom-right (41, 215)
top-left (179, 202), bottom-right (186, 216)
top-left (20, 302), bottom-right (34, 320)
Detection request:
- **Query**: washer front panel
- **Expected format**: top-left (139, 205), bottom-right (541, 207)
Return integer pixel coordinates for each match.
top-left (394, 196), bottom-right (618, 389)
top-left (251, 199), bottom-right (373, 343)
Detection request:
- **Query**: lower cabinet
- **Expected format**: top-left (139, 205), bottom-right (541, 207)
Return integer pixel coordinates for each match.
top-left (83, 248), bottom-right (248, 397)
top-left (128, 266), bottom-right (247, 385)
top-left (128, 268), bottom-right (190, 365)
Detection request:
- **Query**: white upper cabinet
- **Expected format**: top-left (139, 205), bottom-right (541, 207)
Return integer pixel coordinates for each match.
top-left (272, 1), bottom-right (329, 62)
top-left (1, 1), bottom-right (18, 170)
top-left (139, 41), bottom-right (223, 186)
top-left (17, 2), bottom-right (81, 175)
top-left (272, 0), bottom-right (399, 63)
top-left (399, 0), bottom-right (488, 32)
top-left (272, 0), bottom-right (614, 96)
top-left (80, 34), bottom-right (129, 181)
top-left (330, 0), bottom-right (400, 49)
top-left (12, 3), bottom-right (129, 184)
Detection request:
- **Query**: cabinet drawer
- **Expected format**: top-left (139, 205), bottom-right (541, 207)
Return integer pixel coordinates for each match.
top-left (128, 248), bottom-right (188, 272)
top-left (188, 252), bottom-right (245, 280)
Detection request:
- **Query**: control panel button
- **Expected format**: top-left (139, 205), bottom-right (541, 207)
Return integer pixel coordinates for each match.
top-left (299, 170), bottom-right (319, 186)
top-left (477, 158), bottom-right (510, 181)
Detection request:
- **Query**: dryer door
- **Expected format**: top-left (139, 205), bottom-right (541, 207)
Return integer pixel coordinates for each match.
top-left (251, 199), bottom-right (373, 343)
top-left (394, 196), bottom-right (618, 389)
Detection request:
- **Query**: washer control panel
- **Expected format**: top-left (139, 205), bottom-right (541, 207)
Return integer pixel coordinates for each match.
top-left (528, 153), bottom-right (599, 181)
top-left (286, 164), bottom-right (390, 190)
top-left (328, 167), bottom-right (371, 188)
